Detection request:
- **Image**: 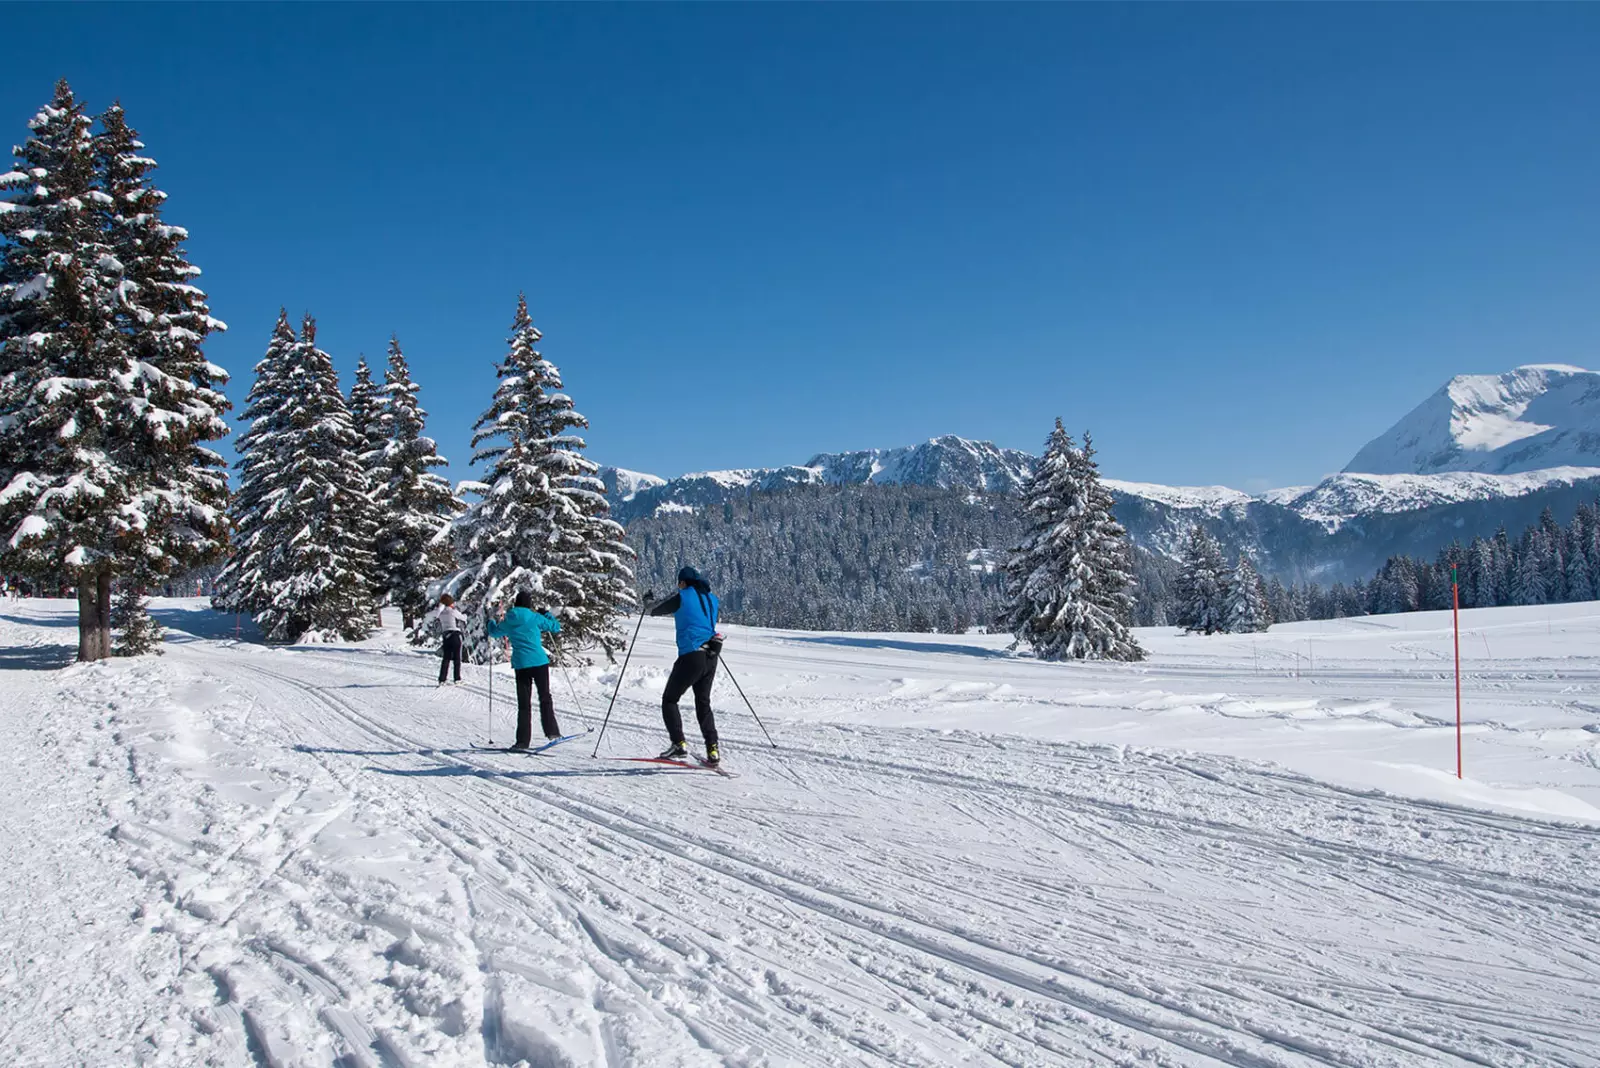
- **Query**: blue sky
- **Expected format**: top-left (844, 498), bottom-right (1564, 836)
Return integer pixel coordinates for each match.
top-left (3, 4), bottom-right (1598, 491)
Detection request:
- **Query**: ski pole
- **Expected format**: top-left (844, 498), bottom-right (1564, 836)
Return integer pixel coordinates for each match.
top-left (717, 654), bottom-right (777, 748)
top-left (559, 659), bottom-right (589, 722)
top-left (593, 604), bottom-right (649, 756)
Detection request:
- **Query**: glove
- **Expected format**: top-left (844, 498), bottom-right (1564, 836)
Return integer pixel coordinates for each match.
top-left (537, 606), bottom-right (552, 617)
top-left (643, 590), bottom-right (656, 604)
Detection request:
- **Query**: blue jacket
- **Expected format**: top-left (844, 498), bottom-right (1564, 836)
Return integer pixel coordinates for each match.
top-left (486, 606), bottom-right (560, 668)
top-left (651, 583), bottom-right (720, 656)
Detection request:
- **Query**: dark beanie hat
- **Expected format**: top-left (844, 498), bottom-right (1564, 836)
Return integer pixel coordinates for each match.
top-left (514, 590), bottom-right (534, 610)
top-left (677, 566), bottom-right (703, 585)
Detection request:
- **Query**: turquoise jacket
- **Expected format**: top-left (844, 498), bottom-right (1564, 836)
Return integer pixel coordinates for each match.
top-left (486, 607), bottom-right (561, 668)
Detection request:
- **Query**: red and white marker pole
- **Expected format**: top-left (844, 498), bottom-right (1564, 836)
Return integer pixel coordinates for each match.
top-left (1452, 565), bottom-right (1462, 779)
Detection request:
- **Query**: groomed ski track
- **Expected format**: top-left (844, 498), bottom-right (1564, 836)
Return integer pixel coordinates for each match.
top-left (2, 602), bottom-right (1598, 1066)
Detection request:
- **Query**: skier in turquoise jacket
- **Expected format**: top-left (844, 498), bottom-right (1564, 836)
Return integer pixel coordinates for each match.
top-left (486, 591), bottom-right (563, 748)
top-left (648, 566), bottom-right (723, 764)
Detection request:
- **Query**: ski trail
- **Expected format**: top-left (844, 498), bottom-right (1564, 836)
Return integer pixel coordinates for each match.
top-left (159, 640), bottom-right (1600, 1067)
top-left (8, 597), bottom-right (1599, 1067)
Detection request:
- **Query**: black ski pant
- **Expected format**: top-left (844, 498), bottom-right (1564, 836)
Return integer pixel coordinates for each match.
top-left (438, 632), bottom-right (463, 683)
top-left (515, 665), bottom-right (558, 746)
top-left (662, 649), bottom-right (718, 747)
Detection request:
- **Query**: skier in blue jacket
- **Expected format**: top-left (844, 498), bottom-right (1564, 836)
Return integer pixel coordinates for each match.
top-left (486, 591), bottom-right (563, 749)
top-left (648, 566), bottom-right (723, 764)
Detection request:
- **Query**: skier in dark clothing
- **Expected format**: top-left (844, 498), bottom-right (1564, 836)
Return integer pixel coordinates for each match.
top-left (433, 594), bottom-right (466, 685)
top-left (649, 566), bottom-right (723, 764)
top-left (486, 591), bottom-right (563, 749)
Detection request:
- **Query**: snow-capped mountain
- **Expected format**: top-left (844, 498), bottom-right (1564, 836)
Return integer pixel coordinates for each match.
top-left (601, 436), bottom-right (1033, 522)
top-left (1275, 467), bottom-right (1600, 530)
top-left (599, 467), bottom-right (667, 506)
top-left (1344, 364), bottom-right (1600, 476)
top-left (603, 366), bottom-right (1600, 584)
top-left (805, 436), bottom-right (1036, 495)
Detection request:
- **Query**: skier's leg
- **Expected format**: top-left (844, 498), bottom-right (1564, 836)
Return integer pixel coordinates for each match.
top-left (514, 667), bottom-right (534, 748)
top-left (660, 654), bottom-right (696, 745)
top-left (534, 665), bottom-right (559, 738)
top-left (450, 634), bottom-right (463, 681)
top-left (438, 637), bottom-right (451, 684)
top-left (692, 653), bottom-right (719, 747)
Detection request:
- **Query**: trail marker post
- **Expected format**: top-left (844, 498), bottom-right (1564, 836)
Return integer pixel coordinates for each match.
top-left (1452, 564), bottom-right (1462, 779)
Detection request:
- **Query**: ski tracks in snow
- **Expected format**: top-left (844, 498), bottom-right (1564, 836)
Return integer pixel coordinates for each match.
top-left (3, 610), bottom-right (1600, 1066)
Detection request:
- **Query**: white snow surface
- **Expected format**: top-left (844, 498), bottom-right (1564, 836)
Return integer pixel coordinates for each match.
top-left (4, 597), bottom-right (1599, 1065)
top-left (1345, 364), bottom-right (1600, 476)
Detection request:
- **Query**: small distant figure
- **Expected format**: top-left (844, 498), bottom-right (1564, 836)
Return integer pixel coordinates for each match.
top-left (648, 566), bottom-right (723, 765)
top-left (433, 594), bottom-right (466, 685)
top-left (486, 591), bottom-right (563, 749)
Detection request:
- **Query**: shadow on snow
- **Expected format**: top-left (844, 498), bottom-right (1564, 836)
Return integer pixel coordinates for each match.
top-left (781, 633), bottom-right (1013, 660)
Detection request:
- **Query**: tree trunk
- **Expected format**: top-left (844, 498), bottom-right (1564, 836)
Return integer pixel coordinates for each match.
top-left (78, 580), bottom-right (105, 662)
top-left (98, 570), bottom-right (113, 658)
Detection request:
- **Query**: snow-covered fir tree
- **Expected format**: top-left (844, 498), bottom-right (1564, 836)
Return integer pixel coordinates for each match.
top-left (1000, 420), bottom-right (1144, 662)
top-left (93, 101), bottom-right (231, 647)
top-left (373, 336), bottom-right (464, 630)
top-left (112, 581), bottom-right (165, 656)
top-left (216, 314), bottom-right (378, 641)
top-left (1, 86), bottom-right (229, 660)
top-left (345, 355), bottom-right (387, 618)
top-left (438, 295), bottom-right (635, 661)
top-left (1223, 554), bottom-right (1270, 633)
top-left (1174, 525), bottom-right (1228, 634)
top-left (213, 311), bottom-right (298, 620)
top-left (0, 82), bottom-right (133, 660)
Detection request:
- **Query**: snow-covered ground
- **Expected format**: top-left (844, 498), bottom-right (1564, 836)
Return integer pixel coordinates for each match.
top-left (2, 598), bottom-right (1598, 1066)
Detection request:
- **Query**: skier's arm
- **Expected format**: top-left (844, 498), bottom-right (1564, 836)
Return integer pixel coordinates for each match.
top-left (648, 592), bottom-right (682, 617)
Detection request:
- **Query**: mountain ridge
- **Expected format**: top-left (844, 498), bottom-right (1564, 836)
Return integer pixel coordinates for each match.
top-left (601, 366), bottom-right (1600, 583)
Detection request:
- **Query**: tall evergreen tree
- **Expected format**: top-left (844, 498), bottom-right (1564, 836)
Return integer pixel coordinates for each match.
top-left (216, 313), bottom-right (376, 641)
top-left (1174, 525), bottom-right (1228, 634)
top-left (1511, 539), bottom-right (1545, 606)
top-left (345, 355), bottom-right (386, 617)
top-left (374, 336), bottom-right (464, 630)
top-left (440, 295), bottom-right (635, 661)
top-left (262, 315), bottom-right (378, 640)
top-left (1224, 554), bottom-right (1270, 633)
top-left (214, 311), bottom-right (298, 620)
top-left (0, 81), bottom-right (129, 659)
top-left (347, 355), bottom-right (386, 464)
top-left (1563, 529), bottom-right (1592, 602)
top-left (93, 102), bottom-right (231, 643)
top-left (1000, 420), bottom-right (1144, 661)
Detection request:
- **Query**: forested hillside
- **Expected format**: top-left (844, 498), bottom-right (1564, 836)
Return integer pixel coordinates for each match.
top-left (628, 484), bottom-right (1178, 632)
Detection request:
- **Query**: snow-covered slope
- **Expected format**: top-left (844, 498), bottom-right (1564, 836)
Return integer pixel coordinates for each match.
top-left (1346, 364), bottom-right (1600, 475)
top-left (1102, 479), bottom-right (1253, 515)
top-left (1279, 467), bottom-right (1600, 530)
top-left (600, 466), bottom-right (667, 504)
top-left (4, 599), bottom-right (1598, 1065)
